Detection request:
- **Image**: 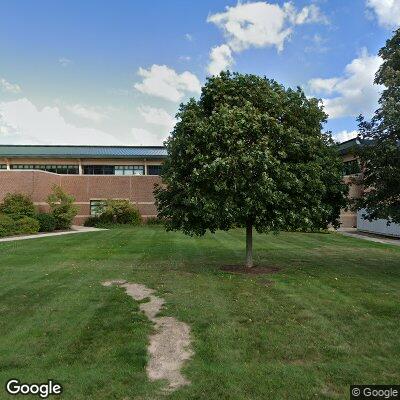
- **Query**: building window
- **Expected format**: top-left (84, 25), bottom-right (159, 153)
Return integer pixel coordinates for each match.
top-left (343, 160), bottom-right (361, 176)
top-left (90, 200), bottom-right (106, 216)
top-left (147, 165), bottom-right (163, 175)
top-left (83, 165), bottom-right (145, 175)
top-left (0, 164), bottom-right (6, 169)
top-left (115, 165), bottom-right (144, 176)
top-left (10, 164), bottom-right (78, 174)
top-left (83, 165), bottom-right (115, 175)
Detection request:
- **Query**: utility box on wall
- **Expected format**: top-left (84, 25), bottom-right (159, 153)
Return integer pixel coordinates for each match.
top-left (357, 209), bottom-right (400, 238)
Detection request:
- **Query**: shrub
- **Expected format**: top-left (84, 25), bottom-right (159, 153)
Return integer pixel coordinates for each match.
top-left (83, 215), bottom-right (113, 228)
top-left (101, 200), bottom-right (141, 225)
top-left (36, 213), bottom-right (56, 232)
top-left (83, 215), bottom-right (103, 227)
top-left (47, 185), bottom-right (78, 230)
top-left (83, 216), bottom-right (97, 227)
top-left (0, 214), bottom-right (15, 237)
top-left (146, 216), bottom-right (165, 225)
top-left (0, 193), bottom-right (36, 220)
top-left (14, 216), bottom-right (40, 235)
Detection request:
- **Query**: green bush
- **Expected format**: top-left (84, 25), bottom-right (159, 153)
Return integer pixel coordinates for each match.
top-left (14, 216), bottom-right (40, 235)
top-left (0, 193), bottom-right (36, 220)
top-left (84, 200), bottom-right (141, 227)
top-left (47, 185), bottom-right (78, 230)
top-left (146, 216), bottom-right (165, 225)
top-left (36, 213), bottom-right (56, 232)
top-left (83, 216), bottom-right (114, 228)
top-left (101, 199), bottom-right (141, 225)
top-left (0, 214), bottom-right (15, 237)
top-left (83, 216), bottom-right (97, 227)
top-left (83, 215), bottom-right (104, 227)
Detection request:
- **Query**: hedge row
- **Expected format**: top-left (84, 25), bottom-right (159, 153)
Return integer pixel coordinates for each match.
top-left (0, 215), bottom-right (40, 237)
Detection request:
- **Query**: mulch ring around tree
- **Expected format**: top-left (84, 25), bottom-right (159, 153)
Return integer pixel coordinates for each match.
top-left (220, 265), bottom-right (280, 275)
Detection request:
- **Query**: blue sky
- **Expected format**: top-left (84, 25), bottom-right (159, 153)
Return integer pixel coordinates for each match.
top-left (0, 0), bottom-right (398, 145)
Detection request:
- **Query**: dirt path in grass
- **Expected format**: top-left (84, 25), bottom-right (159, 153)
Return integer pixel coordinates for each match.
top-left (102, 280), bottom-right (193, 391)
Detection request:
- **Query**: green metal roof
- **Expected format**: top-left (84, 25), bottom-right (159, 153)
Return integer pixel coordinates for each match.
top-left (338, 137), bottom-right (400, 155)
top-left (337, 138), bottom-right (361, 155)
top-left (0, 145), bottom-right (167, 159)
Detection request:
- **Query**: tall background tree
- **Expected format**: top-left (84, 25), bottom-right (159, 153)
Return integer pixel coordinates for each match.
top-left (357, 28), bottom-right (400, 224)
top-left (155, 72), bottom-right (348, 268)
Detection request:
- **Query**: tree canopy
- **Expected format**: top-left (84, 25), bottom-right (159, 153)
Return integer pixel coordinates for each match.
top-left (155, 72), bottom-right (348, 267)
top-left (357, 28), bottom-right (400, 224)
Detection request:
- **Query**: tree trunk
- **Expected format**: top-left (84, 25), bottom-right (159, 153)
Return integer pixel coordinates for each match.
top-left (246, 222), bottom-right (253, 268)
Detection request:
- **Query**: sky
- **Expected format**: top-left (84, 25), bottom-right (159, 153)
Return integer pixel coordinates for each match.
top-left (0, 0), bottom-right (398, 146)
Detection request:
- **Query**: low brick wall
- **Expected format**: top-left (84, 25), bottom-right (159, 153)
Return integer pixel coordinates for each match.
top-left (0, 171), bottom-right (161, 225)
top-left (0, 170), bottom-right (362, 228)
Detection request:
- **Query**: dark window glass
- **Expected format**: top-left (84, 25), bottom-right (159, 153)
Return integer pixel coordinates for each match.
top-left (147, 165), bottom-right (163, 175)
top-left (93, 165), bottom-right (103, 175)
top-left (343, 160), bottom-right (361, 176)
top-left (115, 165), bottom-right (144, 175)
top-left (83, 165), bottom-right (93, 174)
top-left (68, 165), bottom-right (79, 174)
top-left (90, 200), bottom-right (106, 216)
top-left (83, 165), bottom-right (115, 175)
top-left (0, 164), bottom-right (7, 169)
top-left (57, 165), bottom-right (67, 174)
top-left (10, 164), bottom-right (78, 174)
top-left (104, 165), bottom-right (115, 175)
top-left (83, 165), bottom-right (145, 175)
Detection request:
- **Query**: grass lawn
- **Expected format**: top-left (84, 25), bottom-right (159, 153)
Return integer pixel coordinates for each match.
top-left (0, 226), bottom-right (399, 399)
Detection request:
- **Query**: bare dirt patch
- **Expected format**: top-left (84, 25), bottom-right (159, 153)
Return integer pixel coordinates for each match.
top-left (102, 280), bottom-right (193, 391)
top-left (221, 265), bottom-right (280, 275)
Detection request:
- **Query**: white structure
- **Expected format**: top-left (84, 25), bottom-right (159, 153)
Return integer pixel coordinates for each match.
top-left (357, 209), bottom-right (400, 238)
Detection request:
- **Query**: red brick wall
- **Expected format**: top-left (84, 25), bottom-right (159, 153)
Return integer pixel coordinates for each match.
top-left (0, 168), bottom-right (363, 229)
top-left (0, 171), bottom-right (161, 225)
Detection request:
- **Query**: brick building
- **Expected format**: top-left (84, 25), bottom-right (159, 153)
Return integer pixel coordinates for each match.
top-left (338, 138), bottom-right (400, 237)
top-left (0, 145), bottom-right (166, 225)
top-left (0, 141), bottom-right (370, 228)
top-left (337, 138), bottom-right (363, 228)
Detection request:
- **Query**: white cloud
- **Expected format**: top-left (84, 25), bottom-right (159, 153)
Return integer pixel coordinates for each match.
top-left (179, 55), bottom-right (192, 62)
top-left (366, 0), bottom-right (400, 27)
top-left (0, 98), bottom-right (120, 145)
top-left (59, 57), bottom-right (72, 67)
top-left (207, 44), bottom-right (234, 75)
top-left (0, 78), bottom-right (21, 94)
top-left (131, 127), bottom-right (168, 146)
top-left (65, 104), bottom-right (107, 122)
top-left (333, 130), bottom-right (358, 143)
top-left (134, 64), bottom-right (201, 102)
top-left (137, 106), bottom-right (176, 131)
top-left (286, 3), bottom-right (328, 25)
top-left (309, 77), bottom-right (341, 95)
top-left (207, 1), bottom-right (327, 53)
top-left (185, 33), bottom-right (193, 41)
top-left (308, 49), bottom-right (382, 119)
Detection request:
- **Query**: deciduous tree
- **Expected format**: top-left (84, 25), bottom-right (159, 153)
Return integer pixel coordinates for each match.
top-left (155, 72), bottom-right (347, 267)
top-left (357, 28), bottom-right (400, 223)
